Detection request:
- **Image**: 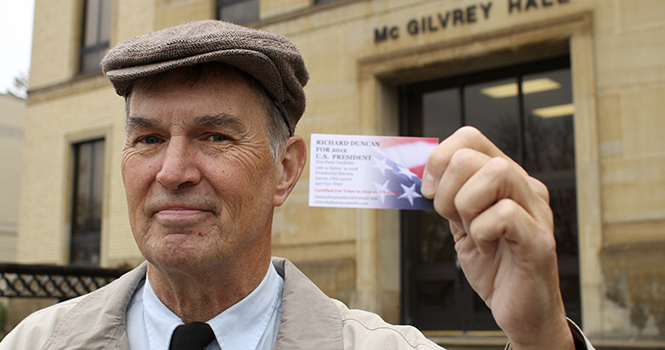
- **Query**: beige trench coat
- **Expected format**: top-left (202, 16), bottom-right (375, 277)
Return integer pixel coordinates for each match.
top-left (0, 258), bottom-right (592, 350)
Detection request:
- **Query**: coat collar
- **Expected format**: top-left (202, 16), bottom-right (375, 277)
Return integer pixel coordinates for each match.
top-left (44, 262), bottom-right (147, 350)
top-left (272, 257), bottom-right (344, 350)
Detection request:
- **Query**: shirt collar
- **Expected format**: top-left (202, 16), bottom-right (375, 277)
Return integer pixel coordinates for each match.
top-left (142, 263), bottom-right (284, 350)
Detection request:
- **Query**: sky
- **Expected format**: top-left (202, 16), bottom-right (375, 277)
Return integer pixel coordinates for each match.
top-left (0, 0), bottom-right (35, 97)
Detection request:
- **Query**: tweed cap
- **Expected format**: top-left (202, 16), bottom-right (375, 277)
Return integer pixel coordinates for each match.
top-left (102, 20), bottom-right (309, 133)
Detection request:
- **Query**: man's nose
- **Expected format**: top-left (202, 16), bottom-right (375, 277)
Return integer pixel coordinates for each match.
top-left (156, 138), bottom-right (202, 190)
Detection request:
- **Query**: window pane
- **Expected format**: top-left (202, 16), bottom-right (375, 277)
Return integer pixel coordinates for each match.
top-left (80, 0), bottom-right (111, 74)
top-left (83, 0), bottom-right (100, 47)
top-left (465, 78), bottom-right (521, 162)
top-left (560, 267), bottom-right (581, 322)
top-left (551, 187), bottom-right (578, 257)
top-left (219, 0), bottom-right (259, 25)
top-left (523, 69), bottom-right (574, 173)
top-left (74, 143), bottom-right (92, 233)
top-left (92, 140), bottom-right (105, 220)
top-left (81, 50), bottom-right (101, 74)
top-left (417, 280), bottom-right (455, 313)
top-left (417, 211), bottom-right (455, 264)
top-left (422, 89), bottom-right (461, 139)
top-left (99, 0), bottom-right (113, 43)
top-left (472, 292), bottom-right (491, 313)
top-left (71, 139), bottom-right (104, 266)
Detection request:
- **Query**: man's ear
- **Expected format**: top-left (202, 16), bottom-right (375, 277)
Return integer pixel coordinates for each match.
top-left (273, 135), bottom-right (307, 207)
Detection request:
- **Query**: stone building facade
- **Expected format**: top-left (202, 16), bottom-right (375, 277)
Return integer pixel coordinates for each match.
top-left (0, 92), bottom-right (25, 338)
top-left (0, 93), bottom-right (25, 262)
top-left (18, 0), bottom-right (665, 347)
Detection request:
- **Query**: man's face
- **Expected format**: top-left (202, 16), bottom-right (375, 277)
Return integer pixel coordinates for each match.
top-left (122, 70), bottom-right (280, 271)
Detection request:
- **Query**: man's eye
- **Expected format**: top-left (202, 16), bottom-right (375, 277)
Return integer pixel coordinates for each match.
top-left (141, 135), bottom-right (161, 144)
top-left (208, 134), bottom-right (229, 142)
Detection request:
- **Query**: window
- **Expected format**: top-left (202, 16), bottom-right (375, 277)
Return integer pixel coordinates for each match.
top-left (217, 0), bottom-right (259, 25)
top-left (399, 56), bottom-right (580, 330)
top-left (80, 0), bottom-right (113, 74)
top-left (70, 139), bottom-right (105, 266)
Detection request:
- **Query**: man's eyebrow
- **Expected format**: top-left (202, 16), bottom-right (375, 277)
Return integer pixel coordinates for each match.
top-left (192, 114), bottom-right (248, 134)
top-left (125, 116), bottom-right (161, 132)
top-left (125, 114), bottom-right (248, 133)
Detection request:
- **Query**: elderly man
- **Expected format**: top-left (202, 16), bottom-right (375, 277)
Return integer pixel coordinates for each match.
top-left (1, 20), bottom-right (593, 350)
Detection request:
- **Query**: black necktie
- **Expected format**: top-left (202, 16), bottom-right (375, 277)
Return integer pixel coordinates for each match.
top-left (169, 322), bottom-right (216, 350)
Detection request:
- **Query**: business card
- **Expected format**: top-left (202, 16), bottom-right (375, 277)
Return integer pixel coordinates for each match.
top-left (309, 134), bottom-right (439, 210)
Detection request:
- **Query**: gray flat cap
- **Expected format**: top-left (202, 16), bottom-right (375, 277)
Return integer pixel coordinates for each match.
top-left (102, 20), bottom-right (309, 133)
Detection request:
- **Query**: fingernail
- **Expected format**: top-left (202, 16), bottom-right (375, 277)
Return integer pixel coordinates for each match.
top-left (421, 171), bottom-right (434, 198)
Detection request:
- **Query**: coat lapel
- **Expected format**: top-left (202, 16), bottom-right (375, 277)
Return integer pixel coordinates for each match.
top-left (43, 263), bottom-right (147, 350)
top-left (272, 258), bottom-right (344, 350)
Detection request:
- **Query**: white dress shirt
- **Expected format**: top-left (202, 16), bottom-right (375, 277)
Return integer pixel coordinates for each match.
top-left (126, 263), bottom-right (284, 350)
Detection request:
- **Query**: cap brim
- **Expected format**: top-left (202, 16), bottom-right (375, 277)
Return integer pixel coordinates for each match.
top-left (105, 48), bottom-right (284, 102)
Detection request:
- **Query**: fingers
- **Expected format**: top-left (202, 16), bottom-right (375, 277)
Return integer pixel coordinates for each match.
top-left (431, 146), bottom-right (550, 225)
top-left (465, 198), bottom-right (554, 258)
top-left (421, 126), bottom-right (515, 198)
top-left (432, 148), bottom-right (491, 225)
top-left (454, 156), bottom-right (551, 231)
top-left (424, 126), bottom-right (552, 248)
top-left (526, 175), bottom-right (550, 203)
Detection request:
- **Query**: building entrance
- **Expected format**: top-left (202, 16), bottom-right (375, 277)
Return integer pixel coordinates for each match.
top-left (399, 56), bottom-right (580, 331)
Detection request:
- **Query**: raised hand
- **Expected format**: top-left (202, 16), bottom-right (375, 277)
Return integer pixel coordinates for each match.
top-left (420, 126), bottom-right (574, 350)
